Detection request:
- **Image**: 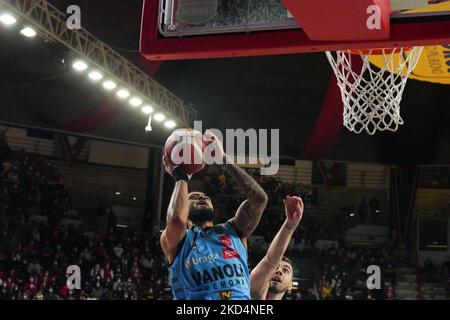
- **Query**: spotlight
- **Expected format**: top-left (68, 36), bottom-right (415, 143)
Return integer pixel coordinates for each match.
top-left (102, 80), bottom-right (117, 90)
top-left (154, 113), bottom-right (166, 122)
top-left (72, 60), bottom-right (88, 72)
top-left (164, 120), bottom-right (176, 129)
top-left (0, 13), bottom-right (17, 26)
top-left (129, 97), bottom-right (143, 107)
top-left (142, 105), bottom-right (154, 114)
top-left (88, 71), bottom-right (103, 81)
top-left (20, 27), bottom-right (37, 38)
top-left (116, 89), bottom-right (130, 99)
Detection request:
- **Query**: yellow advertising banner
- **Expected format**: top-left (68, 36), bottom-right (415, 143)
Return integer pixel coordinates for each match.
top-left (408, 45), bottom-right (450, 84)
top-left (369, 45), bottom-right (450, 85)
top-left (369, 1), bottom-right (450, 85)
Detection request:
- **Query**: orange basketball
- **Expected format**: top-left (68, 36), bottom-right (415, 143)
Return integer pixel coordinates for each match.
top-left (164, 128), bottom-right (206, 175)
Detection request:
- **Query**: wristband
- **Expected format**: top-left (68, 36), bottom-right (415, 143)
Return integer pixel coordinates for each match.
top-left (172, 166), bottom-right (189, 182)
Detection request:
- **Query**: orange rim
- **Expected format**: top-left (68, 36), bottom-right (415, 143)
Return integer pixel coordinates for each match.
top-left (349, 47), bottom-right (412, 55)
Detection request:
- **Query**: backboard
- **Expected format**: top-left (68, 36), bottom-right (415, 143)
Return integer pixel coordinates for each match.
top-left (140, 0), bottom-right (450, 60)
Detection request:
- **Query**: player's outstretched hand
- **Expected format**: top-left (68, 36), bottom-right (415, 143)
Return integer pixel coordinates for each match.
top-left (284, 195), bottom-right (304, 229)
top-left (162, 153), bottom-right (192, 181)
top-left (204, 129), bottom-right (230, 164)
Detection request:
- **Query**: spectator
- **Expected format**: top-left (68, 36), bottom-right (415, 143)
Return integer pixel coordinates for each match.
top-left (100, 262), bottom-right (114, 281)
top-left (92, 282), bottom-right (104, 300)
top-left (385, 285), bottom-right (396, 300)
top-left (321, 281), bottom-right (333, 300)
top-left (24, 276), bottom-right (38, 296)
top-left (113, 244), bottom-right (124, 259)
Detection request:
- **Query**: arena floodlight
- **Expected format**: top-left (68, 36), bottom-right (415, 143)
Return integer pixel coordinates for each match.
top-left (116, 88), bottom-right (130, 99)
top-left (102, 80), bottom-right (117, 90)
top-left (72, 60), bottom-right (88, 72)
top-left (164, 120), bottom-right (176, 129)
top-left (142, 105), bottom-right (154, 114)
top-left (129, 97), bottom-right (143, 107)
top-left (20, 27), bottom-right (37, 38)
top-left (88, 70), bottom-right (103, 81)
top-left (0, 13), bottom-right (17, 26)
top-left (154, 113), bottom-right (166, 122)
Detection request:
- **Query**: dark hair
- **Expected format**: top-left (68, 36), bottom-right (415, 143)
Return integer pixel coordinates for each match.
top-left (281, 256), bottom-right (294, 275)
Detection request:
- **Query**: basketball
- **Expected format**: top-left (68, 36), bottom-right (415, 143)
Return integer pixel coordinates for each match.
top-left (163, 128), bottom-right (206, 175)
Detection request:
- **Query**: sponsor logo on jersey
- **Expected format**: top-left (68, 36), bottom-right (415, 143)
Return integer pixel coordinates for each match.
top-left (219, 235), bottom-right (232, 247)
top-left (219, 290), bottom-right (232, 300)
top-left (222, 248), bottom-right (240, 259)
top-left (191, 263), bottom-right (245, 287)
top-left (184, 253), bottom-right (220, 269)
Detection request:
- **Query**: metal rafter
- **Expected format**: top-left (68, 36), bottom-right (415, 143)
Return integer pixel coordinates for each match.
top-left (0, 0), bottom-right (197, 127)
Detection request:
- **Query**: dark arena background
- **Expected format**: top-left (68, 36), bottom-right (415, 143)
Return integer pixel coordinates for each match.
top-left (0, 0), bottom-right (449, 304)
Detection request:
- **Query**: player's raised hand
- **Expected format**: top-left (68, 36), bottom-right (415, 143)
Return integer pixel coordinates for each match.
top-left (163, 154), bottom-right (193, 181)
top-left (163, 141), bottom-right (176, 175)
top-left (284, 195), bottom-right (304, 229)
top-left (203, 129), bottom-right (229, 164)
top-left (162, 152), bottom-right (175, 175)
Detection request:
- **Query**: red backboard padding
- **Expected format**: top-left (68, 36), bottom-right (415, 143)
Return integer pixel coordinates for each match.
top-left (282, 0), bottom-right (391, 41)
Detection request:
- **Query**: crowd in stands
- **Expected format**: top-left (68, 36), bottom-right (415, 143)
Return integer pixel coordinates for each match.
top-left (0, 144), bottom-right (171, 300)
top-left (202, 170), bottom-right (319, 208)
top-left (255, 176), bottom-right (319, 208)
top-left (0, 216), bottom-right (171, 300)
top-left (254, 206), bottom-right (330, 247)
top-left (315, 247), bottom-right (397, 300)
top-left (421, 257), bottom-right (450, 298)
top-left (0, 145), bottom-right (77, 226)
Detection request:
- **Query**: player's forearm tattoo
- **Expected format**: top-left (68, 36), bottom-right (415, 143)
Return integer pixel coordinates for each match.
top-left (225, 161), bottom-right (268, 238)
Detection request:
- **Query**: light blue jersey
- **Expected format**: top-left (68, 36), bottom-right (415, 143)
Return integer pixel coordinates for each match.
top-left (168, 223), bottom-right (250, 300)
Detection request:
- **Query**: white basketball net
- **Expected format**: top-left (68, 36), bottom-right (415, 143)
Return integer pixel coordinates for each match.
top-left (326, 47), bottom-right (423, 135)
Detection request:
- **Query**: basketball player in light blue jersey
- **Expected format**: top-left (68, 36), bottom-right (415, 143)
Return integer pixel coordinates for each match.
top-left (160, 130), bottom-right (268, 300)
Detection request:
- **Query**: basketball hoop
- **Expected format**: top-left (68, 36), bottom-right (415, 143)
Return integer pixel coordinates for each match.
top-left (326, 46), bottom-right (423, 135)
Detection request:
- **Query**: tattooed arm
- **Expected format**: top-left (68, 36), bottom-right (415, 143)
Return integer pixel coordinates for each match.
top-left (204, 130), bottom-right (268, 241)
top-left (225, 158), bottom-right (268, 240)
